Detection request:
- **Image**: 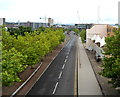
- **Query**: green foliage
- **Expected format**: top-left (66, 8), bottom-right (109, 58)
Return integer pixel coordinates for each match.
top-left (36, 26), bottom-right (46, 33)
top-left (100, 30), bottom-right (120, 88)
top-left (2, 27), bottom-right (65, 86)
top-left (2, 48), bottom-right (27, 86)
top-left (0, 25), bottom-right (6, 32)
top-left (8, 26), bottom-right (33, 37)
top-left (69, 28), bottom-right (80, 35)
top-left (73, 28), bottom-right (80, 34)
top-left (2, 31), bottom-right (16, 50)
top-left (80, 29), bottom-right (86, 43)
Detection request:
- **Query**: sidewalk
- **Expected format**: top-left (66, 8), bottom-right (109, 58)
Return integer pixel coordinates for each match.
top-left (86, 45), bottom-right (120, 95)
top-left (77, 37), bottom-right (102, 95)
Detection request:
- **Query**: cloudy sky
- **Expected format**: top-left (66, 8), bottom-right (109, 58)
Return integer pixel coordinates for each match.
top-left (0, 0), bottom-right (119, 24)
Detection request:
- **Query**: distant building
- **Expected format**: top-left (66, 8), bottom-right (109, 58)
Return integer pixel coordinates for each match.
top-left (6, 21), bottom-right (48, 29)
top-left (5, 22), bottom-right (18, 28)
top-left (0, 18), bottom-right (5, 26)
top-left (107, 25), bottom-right (118, 37)
top-left (75, 23), bottom-right (93, 31)
top-left (20, 21), bottom-right (33, 27)
top-left (48, 18), bottom-right (54, 27)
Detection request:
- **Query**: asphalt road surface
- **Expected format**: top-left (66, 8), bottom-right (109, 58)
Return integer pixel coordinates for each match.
top-left (26, 33), bottom-right (78, 95)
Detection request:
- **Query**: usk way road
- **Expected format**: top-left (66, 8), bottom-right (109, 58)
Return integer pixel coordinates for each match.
top-left (26, 32), bottom-right (102, 96)
top-left (27, 32), bottom-right (78, 95)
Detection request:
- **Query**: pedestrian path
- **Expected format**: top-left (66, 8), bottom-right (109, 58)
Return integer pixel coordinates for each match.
top-left (77, 37), bottom-right (102, 95)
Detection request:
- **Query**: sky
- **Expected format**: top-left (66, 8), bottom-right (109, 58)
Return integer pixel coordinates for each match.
top-left (0, 0), bottom-right (119, 24)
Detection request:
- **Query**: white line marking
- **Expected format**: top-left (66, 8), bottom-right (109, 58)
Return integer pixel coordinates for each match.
top-left (59, 71), bottom-right (62, 79)
top-left (66, 40), bottom-right (71, 46)
top-left (66, 38), bottom-right (73, 47)
top-left (66, 55), bottom-right (68, 59)
top-left (52, 82), bottom-right (59, 94)
top-left (64, 59), bottom-right (67, 63)
top-left (62, 64), bottom-right (65, 69)
top-left (68, 52), bottom-right (70, 55)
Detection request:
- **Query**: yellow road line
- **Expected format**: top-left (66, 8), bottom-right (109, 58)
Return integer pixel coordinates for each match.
top-left (74, 39), bottom-right (78, 96)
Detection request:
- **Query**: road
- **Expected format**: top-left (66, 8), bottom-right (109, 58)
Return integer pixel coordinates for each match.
top-left (26, 33), bottom-right (78, 95)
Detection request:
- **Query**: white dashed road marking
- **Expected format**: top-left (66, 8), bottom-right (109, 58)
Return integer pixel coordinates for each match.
top-left (66, 55), bottom-right (68, 59)
top-left (59, 71), bottom-right (62, 79)
top-left (52, 50), bottom-right (70, 94)
top-left (64, 59), bottom-right (67, 63)
top-left (52, 82), bottom-right (59, 94)
top-left (62, 64), bottom-right (65, 69)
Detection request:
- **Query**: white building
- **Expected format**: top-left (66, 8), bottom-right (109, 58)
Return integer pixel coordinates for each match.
top-left (86, 24), bottom-right (117, 61)
top-left (86, 24), bottom-right (107, 50)
top-left (86, 24), bottom-right (117, 50)
top-left (48, 18), bottom-right (54, 27)
top-left (0, 18), bottom-right (5, 26)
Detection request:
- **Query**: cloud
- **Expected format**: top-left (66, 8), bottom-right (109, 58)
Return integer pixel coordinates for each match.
top-left (0, 0), bottom-right (119, 24)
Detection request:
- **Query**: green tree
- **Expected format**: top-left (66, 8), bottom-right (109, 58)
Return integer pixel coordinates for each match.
top-left (8, 26), bottom-right (33, 37)
top-left (80, 29), bottom-right (86, 43)
top-left (69, 28), bottom-right (80, 35)
top-left (2, 48), bottom-right (27, 86)
top-left (100, 29), bottom-right (120, 88)
top-left (73, 28), bottom-right (80, 34)
top-left (2, 27), bottom-right (65, 86)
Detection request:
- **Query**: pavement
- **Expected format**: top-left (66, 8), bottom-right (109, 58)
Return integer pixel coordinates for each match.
top-left (77, 37), bottom-right (102, 95)
top-left (86, 44), bottom-right (120, 96)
